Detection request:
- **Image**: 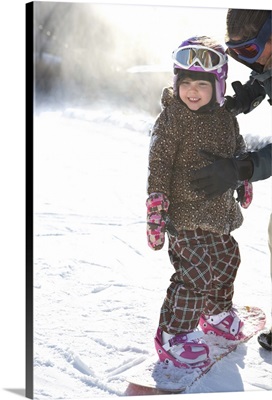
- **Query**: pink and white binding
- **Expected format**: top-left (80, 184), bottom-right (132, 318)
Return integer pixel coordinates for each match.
top-left (154, 327), bottom-right (210, 369)
top-left (199, 309), bottom-right (244, 340)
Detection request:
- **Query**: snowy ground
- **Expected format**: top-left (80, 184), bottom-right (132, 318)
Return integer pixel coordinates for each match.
top-left (1, 2), bottom-right (272, 400)
top-left (32, 105), bottom-right (272, 399)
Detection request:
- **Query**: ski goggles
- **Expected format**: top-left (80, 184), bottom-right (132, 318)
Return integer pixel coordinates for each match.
top-left (172, 46), bottom-right (227, 71)
top-left (226, 14), bottom-right (272, 63)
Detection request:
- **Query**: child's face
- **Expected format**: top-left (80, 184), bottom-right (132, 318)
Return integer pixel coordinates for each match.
top-left (178, 78), bottom-right (213, 111)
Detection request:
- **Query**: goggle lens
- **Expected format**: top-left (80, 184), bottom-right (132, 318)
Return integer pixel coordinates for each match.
top-left (230, 43), bottom-right (260, 59)
top-left (173, 47), bottom-right (224, 71)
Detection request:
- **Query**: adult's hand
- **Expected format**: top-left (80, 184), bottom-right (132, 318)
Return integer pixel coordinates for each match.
top-left (191, 150), bottom-right (253, 199)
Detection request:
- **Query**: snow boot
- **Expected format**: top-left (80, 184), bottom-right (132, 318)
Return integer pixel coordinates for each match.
top-left (154, 327), bottom-right (210, 368)
top-left (257, 329), bottom-right (272, 351)
top-left (199, 308), bottom-right (244, 340)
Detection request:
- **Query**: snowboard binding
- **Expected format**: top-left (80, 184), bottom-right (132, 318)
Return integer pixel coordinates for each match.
top-left (154, 327), bottom-right (210, 369)
top-left (199, 309), bottom-right (244, 340)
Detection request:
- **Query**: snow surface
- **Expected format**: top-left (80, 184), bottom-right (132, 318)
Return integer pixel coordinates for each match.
top-left (33, 105), bottom-right (272, 399)
top-left (1, 1), bottom-right (272, 400)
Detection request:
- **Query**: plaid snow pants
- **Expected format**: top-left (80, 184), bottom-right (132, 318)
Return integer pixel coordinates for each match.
top-left (159, 228), bottom-right (241, 334)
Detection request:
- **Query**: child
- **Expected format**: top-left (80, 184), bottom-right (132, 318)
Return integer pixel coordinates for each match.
top-left (146, 36), bottom-right (249, 368)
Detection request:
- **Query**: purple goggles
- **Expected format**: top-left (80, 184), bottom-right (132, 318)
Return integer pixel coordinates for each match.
top-left (226, 14), bottom-right (272, 63)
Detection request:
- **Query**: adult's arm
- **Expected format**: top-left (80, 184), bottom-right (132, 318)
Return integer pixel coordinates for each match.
top-left (249, 143), bottom-right (272, 182)
top-left (190, 143), bottom-right (272, 198)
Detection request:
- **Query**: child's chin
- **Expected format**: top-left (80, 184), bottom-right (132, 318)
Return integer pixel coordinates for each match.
top-left (187, 102), bottom-right (201, 111)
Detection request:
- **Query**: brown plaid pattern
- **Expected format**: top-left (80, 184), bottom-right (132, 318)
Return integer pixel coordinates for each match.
top-left (159, 228), bottom-right (241, 334)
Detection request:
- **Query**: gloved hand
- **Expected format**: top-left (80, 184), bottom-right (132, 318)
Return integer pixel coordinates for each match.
top-left (225, 81), bottom-right (248, 115)
top-left (236, 180), bottom-right (253, 209)
top-left (225, 80), bottom-right (265, 115)
top-left (191, 150), bottom-right (253, 199)
top-left (146, 192), bottom-right (170, 250)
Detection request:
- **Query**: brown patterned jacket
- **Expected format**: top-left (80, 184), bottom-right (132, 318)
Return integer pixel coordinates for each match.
top-left (147, 87), bottom-right (246, 235)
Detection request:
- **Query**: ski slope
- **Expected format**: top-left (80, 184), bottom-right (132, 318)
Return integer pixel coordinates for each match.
top-left (33, 107), bottom-right (272, 399)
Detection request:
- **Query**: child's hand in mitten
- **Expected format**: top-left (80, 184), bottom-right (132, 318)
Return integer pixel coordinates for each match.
top-left (146, 192), bottom-right (170, 250)
top-left (236, 180), bottom-right (253, 209)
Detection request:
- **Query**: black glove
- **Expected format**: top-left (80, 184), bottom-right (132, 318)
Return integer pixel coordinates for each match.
top-left (191, 150), bottom-right (253, 199)
top-left (225, 80), bottom-right (265, 116)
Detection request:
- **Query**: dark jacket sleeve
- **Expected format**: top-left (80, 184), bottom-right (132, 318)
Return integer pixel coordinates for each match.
top-left (249, 143), bottom-right (272, 182)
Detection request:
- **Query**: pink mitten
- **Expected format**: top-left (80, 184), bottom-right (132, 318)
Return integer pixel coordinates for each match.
top-left (236, 180), bottom-right (253, 209)
top-left (146, 192), bottom-right (170, 250)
